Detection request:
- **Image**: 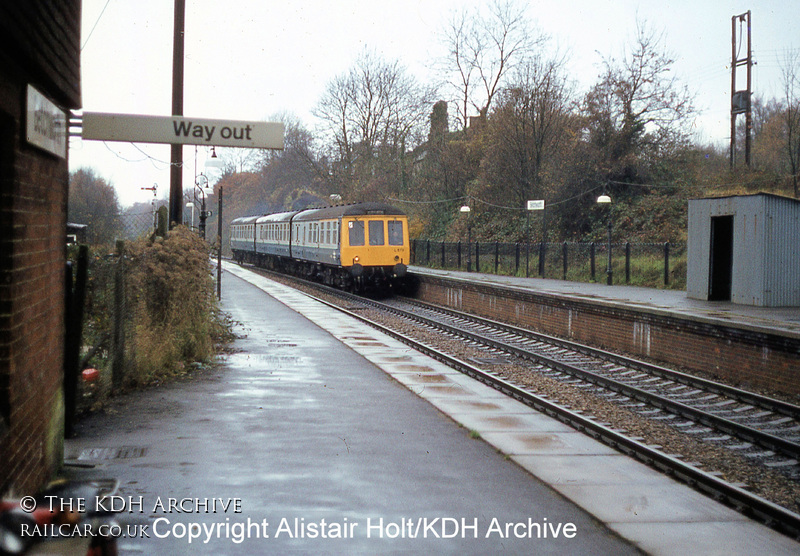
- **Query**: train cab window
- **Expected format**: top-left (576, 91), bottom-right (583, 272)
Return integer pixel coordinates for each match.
top-left (368, 220), bottom-right (385, 246)
top-left (349, 220), bottom-right (365, 246)
top-left (388, 221), bottom-right (403, 245)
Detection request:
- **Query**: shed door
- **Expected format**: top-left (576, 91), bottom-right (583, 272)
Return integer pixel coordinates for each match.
top-left (709, 215), bottom-right (734, 301)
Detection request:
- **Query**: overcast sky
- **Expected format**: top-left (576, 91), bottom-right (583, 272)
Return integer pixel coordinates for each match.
top-left (69, 0), bottom-right (798, 208)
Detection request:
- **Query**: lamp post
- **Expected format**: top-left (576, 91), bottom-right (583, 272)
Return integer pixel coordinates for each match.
top-left (195, 174), bottom-right (209, 239)
top-left (460, 205), bottom-right (472, 271)
top-left (596, 193), bottom-right (612, 285)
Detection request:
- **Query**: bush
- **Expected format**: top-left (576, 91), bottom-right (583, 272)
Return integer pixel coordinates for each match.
top-left (125, 226), bottom-right (229, 384)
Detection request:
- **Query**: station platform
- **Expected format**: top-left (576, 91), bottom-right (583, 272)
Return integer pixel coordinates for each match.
top-left (410, 266), bottom-right (800, 339)
top-left (63, 263), bottom-right (800, 554)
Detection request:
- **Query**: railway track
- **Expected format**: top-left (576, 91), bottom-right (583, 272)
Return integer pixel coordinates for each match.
top-left (245, 266), bottom-right (800, 539)
top-left (382, 298), bottom-right (800, 468)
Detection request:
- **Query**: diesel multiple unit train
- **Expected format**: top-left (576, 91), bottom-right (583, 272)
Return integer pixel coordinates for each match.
top-left (230, 202), bottom-right (411, 292)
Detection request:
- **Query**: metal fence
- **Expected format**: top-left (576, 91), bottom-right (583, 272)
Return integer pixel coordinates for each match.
top-left (410, 239), bottom-right (687, 288)
top-left (69, 211), bottom-right (160, 246)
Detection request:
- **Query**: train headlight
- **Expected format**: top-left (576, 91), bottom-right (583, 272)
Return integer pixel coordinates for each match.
top-left (353, 256), bottom-right (360, 263)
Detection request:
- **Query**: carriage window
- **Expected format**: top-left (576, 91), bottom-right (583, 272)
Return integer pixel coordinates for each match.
top-left (388, 220), bottom-right (403, 245)
top-left (349, 220), bottom-right (364, 246)
top-left (369, 220), bottom-right (385, 245)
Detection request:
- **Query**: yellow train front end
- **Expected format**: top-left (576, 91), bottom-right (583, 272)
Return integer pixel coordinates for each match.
top-left (340, 213), bottom-right (409, 281)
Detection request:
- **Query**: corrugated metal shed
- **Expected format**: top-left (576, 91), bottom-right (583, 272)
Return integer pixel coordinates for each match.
top-left (687, 193), bottom-right (800, 307)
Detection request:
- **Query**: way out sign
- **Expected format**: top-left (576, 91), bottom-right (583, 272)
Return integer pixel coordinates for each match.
top-left (81, 112), bottom-right (284, 149)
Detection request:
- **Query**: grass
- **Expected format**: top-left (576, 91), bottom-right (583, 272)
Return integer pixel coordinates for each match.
top-left (416, 243), bottom-right (687, 290)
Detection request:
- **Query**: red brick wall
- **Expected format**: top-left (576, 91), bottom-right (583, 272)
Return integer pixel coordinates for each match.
top-left (0, 0), bottom-right (80, 495)
top-left (416, 276), bottom-right (800, 398)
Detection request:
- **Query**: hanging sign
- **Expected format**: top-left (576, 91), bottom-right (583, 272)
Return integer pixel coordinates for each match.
top-left (526, 200), bottom-right (545, 211)
top-left (81, 112), bottom-right (284, 149)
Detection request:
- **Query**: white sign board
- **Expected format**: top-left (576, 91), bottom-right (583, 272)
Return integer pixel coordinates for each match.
top-left (526, 199), bottom-right (545, 211)
top-left (26, 85), bottom-right (67, 159)
top-left (82, 112), bottom-right (285, 149)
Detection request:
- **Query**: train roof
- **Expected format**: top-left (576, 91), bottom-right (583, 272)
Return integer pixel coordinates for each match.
top-left (231, 202), bottom-right (406, 226)
top-left (230, 216), bottom-right (260, 225)
top-left (255, 210), bottom-right (299, 224)
top-left (292, 202), bottom-right (405, 222)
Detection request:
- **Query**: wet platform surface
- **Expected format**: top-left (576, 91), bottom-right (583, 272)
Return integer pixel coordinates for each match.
top-left (62, 263), bottom-right (800, 553)
top-left (220, 264), bottom-right (797, 554)
top-left (66, 264), bottom-right (647, 554)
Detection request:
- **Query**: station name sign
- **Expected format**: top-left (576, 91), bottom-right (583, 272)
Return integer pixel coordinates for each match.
top-left (26, 85), bottom-right (67, 159)
top-left (81, 112), bottom-right (284, 149)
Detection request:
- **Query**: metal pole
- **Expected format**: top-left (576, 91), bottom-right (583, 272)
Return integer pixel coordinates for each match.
top-left (745, 10), bottom-right (752, 167)
top-left (200, 192), bottom-right (207, 240)
top-left (217, 186), bottom-right (223, 300)
top-left (169, 0), bottom-right (185, 228)
top-left (525, 210), bottom-right (530, 277)
top-left (730, 13), bottom-right (736, 168)
top-left (467, 223), bottom-right (472, 272)
top-left (606, 220), bottom-right (613, 285)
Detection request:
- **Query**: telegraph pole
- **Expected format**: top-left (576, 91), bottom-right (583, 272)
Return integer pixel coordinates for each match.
top-left (730, 10), bottom-right (752, 169)
top-left (169, 0), bottom-right (185, 227)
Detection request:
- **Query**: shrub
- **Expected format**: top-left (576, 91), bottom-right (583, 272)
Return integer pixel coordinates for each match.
top-left (124, 226), bottom-right (229, 385)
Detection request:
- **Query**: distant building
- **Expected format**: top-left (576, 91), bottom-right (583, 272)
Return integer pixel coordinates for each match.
top-left (687, 194), bottom-right (800, 307)
top-left (0, 1), bottom-right (82, 494)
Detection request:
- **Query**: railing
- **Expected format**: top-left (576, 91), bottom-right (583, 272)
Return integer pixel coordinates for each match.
top-left (410, 239), bottom-right (686, 289)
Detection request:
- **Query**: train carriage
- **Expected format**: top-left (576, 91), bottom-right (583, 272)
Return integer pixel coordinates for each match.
top-left (255, 210), bottom-right (295, 263)
top-left (230, 202), bottom-right (410, 293)
top-left (230, 216), bottom-right (258, 262)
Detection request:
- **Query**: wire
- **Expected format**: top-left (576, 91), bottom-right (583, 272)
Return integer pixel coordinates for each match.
top-left (387, 196), bottom-right (468, 205)
top-left (101, 142), bottom-right (184, 168)
top-left (81, 0), bottom-right (113, 51)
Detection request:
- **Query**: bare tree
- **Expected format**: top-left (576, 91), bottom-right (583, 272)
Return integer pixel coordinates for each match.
top-left (213, 147), bottom-right (261, 174)
top-left (483, 50), bottom-right (575, 206)
top-left (313, 50), bottom-right (436, 198)
top-left (781, 49), bottom-right (800, 197)
top-left (583, 20), bottom-right (695, 184)
top-left (436, 0), bottom-right (543, 132)
top-left (68, 168), bottom-right (121, 244)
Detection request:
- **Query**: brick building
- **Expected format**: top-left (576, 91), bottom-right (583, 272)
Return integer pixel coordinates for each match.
top-left (0, 2), bottom-right (82, 494)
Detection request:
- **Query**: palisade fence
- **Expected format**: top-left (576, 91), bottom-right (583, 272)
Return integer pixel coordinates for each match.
top-left (66, 240), bottom-right (130, 421)
top-left (410, 239), bottom-right (687, 289)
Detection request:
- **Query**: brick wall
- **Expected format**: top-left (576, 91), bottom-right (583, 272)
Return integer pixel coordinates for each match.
top-left (0, 0), bottom-right (80, 495)
top-left (416, 276), bottom-right (800, 398)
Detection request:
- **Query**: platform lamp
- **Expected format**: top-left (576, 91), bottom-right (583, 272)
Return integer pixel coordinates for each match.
top-left (185, 202), bottom-right (195, 230)
top-left (596, 192), bottom-right (612, 285)
top-left (194, 174), bottom-right (214, 239)
top-left (196, 148), bottom-right (225, 240)
top-left (460, 204), bottom-right (472, 271)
